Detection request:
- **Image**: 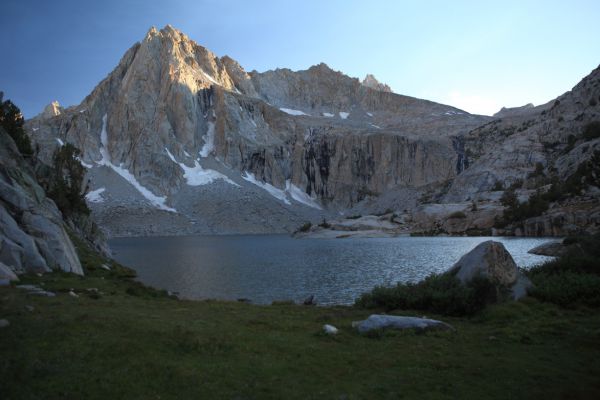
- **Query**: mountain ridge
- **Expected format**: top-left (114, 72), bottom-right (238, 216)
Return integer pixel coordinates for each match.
top-left (24, 25), bottom-right (599, 237)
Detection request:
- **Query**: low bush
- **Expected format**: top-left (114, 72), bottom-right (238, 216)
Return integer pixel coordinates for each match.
top-left (0, 97), bottom-right (33, 156)
top-left (125, 281), bottom-right (170, 298)
top-left (46, 143), bottom-right (90, 217)
top-left (318, 219), bottom-right (331, 229)
top-left (582, 121), bottom-right (600, 141)
top-left (526, 233), bottom-right (600, 307)
top-left (496, 154), bottom-right (600, 228)
top-left (527, 271), bottom-right (600, 307)
top-left (355, 273), bottom-right (498, 316)
top-left (508, 179), bottom-right (524, 190)
top-left (297, 222), bottom-right (312, 232)
top-left (345, 214), bottom-right (362, 220)
top-left (448, 211), bottom-right (466, 219)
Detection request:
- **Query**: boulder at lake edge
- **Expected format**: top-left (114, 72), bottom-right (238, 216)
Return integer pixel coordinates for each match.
top-left (448, 240), bottom-right (532, 300)
top-left (528, 241), bottom-right (567, 257)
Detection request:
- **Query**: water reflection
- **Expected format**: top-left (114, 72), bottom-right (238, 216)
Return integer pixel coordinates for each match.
top-left (109, 235), bottom-right (558, 305)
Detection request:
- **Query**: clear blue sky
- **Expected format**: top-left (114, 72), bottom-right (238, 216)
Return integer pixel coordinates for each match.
top-left (1, 0), bottom-right (599, 117)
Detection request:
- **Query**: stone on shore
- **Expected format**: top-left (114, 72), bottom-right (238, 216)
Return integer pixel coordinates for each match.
top-left (353, 315), bottom-right (454, 334)
top-left (528, 241), bottom-right (567, 257)
top-left (448, 240), bottom-right (532, 300)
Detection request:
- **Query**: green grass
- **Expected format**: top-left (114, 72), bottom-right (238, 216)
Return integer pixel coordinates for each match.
top-left (1, 242), bottom-right (600, 398)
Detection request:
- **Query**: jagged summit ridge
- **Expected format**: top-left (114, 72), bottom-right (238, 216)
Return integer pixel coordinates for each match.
top-left (362, 74), bottom-right (392, 93)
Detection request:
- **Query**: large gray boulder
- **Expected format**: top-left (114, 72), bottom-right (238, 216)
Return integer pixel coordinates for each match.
top-left (0, 205), bottom-right (49, 273)
top-left (21, 211), bottom-right (82, 275)
top-left (353, 315), bottom-right (454, 334)
top-left (449, 240), bottom-right (532, 300)
top-left (0, 126), bottom-right (83, 276)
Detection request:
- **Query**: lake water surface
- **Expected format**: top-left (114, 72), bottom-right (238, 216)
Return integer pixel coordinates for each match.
top-left (109, 235), bottom-right (558, 305)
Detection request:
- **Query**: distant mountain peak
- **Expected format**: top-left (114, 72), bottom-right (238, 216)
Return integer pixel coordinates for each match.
top-left (40, 101), bottom-right (62, 118)
top-left (362, 74), bottom-right (392, 93)
top-left (493, 103), bottom-right (535, 118)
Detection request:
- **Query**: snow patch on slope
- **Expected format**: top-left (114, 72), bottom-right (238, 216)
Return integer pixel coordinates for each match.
top-left (56, 138), bottom-right (64, 146)
top-left (199, 121), bottom-right (215, 157)
top-left (166, 148), bottom-right (238, 187)
top-left (85, 188), bottom-right (106, 203)
top-left (285, 181), bottom-right (322, 210)
top-left (77, 157), bottom-right (93, 169)
top-left (96, 114), bottom-right (176, 212)
top-left (322, 112), bottom-right (334, 117)
top-left (280, 108), bottom-right (308, 116)
top-left (241, 172), bottom-right (322, 209)
top-left (242, 172), bottom-right (291, 204)
top-left (201, 70), bottom-right (219, 85)
top-left (339, 112), bottom-right (349, 119)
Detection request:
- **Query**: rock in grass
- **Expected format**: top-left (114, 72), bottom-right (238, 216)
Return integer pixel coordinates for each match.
top-left (323, 324), bottom-right (338, 335)
top-left (353, 315), bottom-right (454, 334)
top-left (28, 290), bottom-right (56, 297)
top-left (0, 319), bottom-right (9, 328)
top-left (303, 295), bottom-right (316, 305)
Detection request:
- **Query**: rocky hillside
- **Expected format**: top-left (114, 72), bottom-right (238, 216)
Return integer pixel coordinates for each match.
top-left (0, 126), bottom-right (82, 277)
top-left (24, 25), bottom-right (599, 237)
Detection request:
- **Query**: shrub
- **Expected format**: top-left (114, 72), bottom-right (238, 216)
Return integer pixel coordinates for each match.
top-left (491, 181), bottom-right (504, 191)
top-left (528, 272), bottom-right (600, 307)
top-left (500, 189), bottom-right (518, 208)
top-left (470, 201), bottom-right (478, 212)
top-left (125, 281), bottom-right (169, 298)
top-left (346, 214), bottom-right (362, 220)
top-left (448, 211), bottom-right (466, 219)
top-left (297, 222), bottom-right (312, 232)
top-left (0, 96), bottom-right (33, 156)
top-left (528, 162), bottom-right (545, 178)
top-left (582, 121), bottom-right (600, 141)
top-left (355, 273), bottom-right (498, 316)
top-left (526, 233), bottom-right (600, 307)
top-left (318, 219), bottom-right (331, 229)
top-left (46, 143), bottom-right (90, 217)
top-left (508, 179), bottom-right (524, 190)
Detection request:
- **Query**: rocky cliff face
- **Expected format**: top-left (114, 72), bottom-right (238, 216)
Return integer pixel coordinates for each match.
top-left (0, 127), bottom-right (83, 276)
top-left (436, 65), bottom-right (600, 236)
top-left (25, 25), bottom-right (490, 236)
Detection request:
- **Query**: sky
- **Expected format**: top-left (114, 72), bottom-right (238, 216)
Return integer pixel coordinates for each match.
top-left (1, 0), bottom-right (599, 117)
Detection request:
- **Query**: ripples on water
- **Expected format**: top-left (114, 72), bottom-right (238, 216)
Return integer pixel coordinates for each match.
top-left (109, 235), bottom-right (558, 305)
